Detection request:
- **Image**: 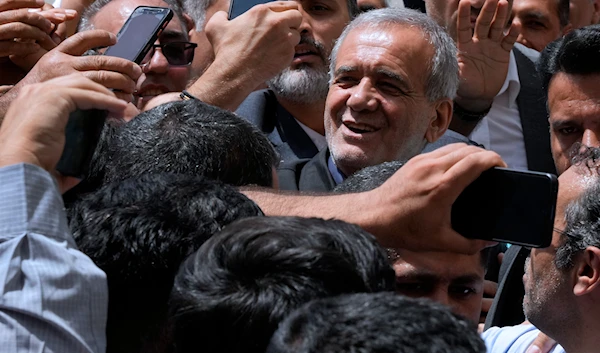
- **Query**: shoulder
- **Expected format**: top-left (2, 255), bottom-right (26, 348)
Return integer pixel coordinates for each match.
top-left (482, 325), bottom-right (562, 353)
top-left (235, 89), bottom-right (278, 127)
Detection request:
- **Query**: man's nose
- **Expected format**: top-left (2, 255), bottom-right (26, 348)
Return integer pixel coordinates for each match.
top-left (346, 78), bottom-right (378, 112)
top-left (582, 128), bottom-right (600, 147)
top-left (143, 47), bottom-right (169, 74)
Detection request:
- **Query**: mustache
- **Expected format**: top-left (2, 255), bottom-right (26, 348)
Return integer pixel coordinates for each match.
top-left (298, 35), bottom-right (328, 61)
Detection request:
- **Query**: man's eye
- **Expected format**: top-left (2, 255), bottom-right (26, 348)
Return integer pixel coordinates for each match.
top-left (378, 82), bottom-right (402, 95)
top-left (310, 4), bottom-right (329, 11)
top-left (557, 126), bottom-right (579, 135)
top-left (526, 20), bottom-right (546, 29)
top-left (396, 282), bottom-right (431, 295)
top-left (449, 286), bottom-right (476, 298)
top-left (335, 76), bottom-right (358, 86)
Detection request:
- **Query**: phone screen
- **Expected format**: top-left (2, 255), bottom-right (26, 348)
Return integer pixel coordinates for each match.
top-left (451, 168), bottom-right (558, 248)
top-left (104, 7), bottom-right (172, 63)
top-left (228, 0), bottom-right (274, 19)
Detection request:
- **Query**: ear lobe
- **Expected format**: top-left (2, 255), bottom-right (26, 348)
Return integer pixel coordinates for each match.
top-left (592, 0), bottom-right (600, 25)
top-left (562, 23), bottom-right (573, 36)
top-left (425, 99), bottom-right (452, 143)
top-left (573, 247), bottom-right (600, 296)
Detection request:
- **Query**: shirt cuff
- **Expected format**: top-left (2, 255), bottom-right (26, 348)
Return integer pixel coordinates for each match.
top-left (0, 163), bottom-right (71, 244)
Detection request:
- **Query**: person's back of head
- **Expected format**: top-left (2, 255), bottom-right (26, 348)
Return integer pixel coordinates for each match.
top-left (68, 173), bottom-right (263, 353)
top-left (169, 216), bottom-right (395, 353)
top-left (267, 292), bottom-right (486, 353)
top-left (88, 100), bottom-right (278, 191)
top-left (333, 161), bottom-right (404, 193)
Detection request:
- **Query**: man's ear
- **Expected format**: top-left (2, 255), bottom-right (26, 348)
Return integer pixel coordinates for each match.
top-left (573, 246), bottom-right (600, 296)
top-left (562, 23), bottom-right (573, 36)
top-left (183, 13), bottom-right (197, 34)
top-left (425, 99), bottom-right (452, 143)
top-left (592, 0), bottom-right (600, 25)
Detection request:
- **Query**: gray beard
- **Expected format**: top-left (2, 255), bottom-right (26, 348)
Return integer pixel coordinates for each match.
top-left (268, 65), bottom-right (329, 105)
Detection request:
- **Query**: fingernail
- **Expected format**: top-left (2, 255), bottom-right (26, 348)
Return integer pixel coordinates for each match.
top-left (526, 345), bottom-right (542, 353)
top-left (28, 8), bottom-right (41, 12)
top-left (65, 9), bottom-right (77, 15)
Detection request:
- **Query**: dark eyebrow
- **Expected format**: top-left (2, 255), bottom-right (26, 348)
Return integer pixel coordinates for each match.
top-left (520, 11), bottom-right (548, 22)
top-left (550, 118), bottom-right (577, 129)
top-left (449, 274), bottom-right (483, 286)
top-left (395, 272), bottom-right (439, 283)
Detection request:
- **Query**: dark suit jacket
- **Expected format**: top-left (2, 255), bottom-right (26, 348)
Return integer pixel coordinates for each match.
top-left (514, 49), bottom-right (556, 175)
top-left (277, 148), bottom-right (335, 192)
top-left (236, 90), bottom-right (319, 167)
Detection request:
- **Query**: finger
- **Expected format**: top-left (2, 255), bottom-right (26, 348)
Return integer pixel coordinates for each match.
top-left (488, 0), bottom-right (509, 41)
top-left (263, 1), bottom-right (299, 12)
top-left (528, 332), bottom-right (558, 353)
top-left (406, 143), bottom-right (470, 164)
top-left (0, 0), bottom-right (44, 12)
top-left (497, 252), bottom-right (504, 264)
top-left (474, 0), bottom-right (499, 39)
top-left (0, 40), bottom-right (39, 56)
top-left (481, 297), bottom-right (493, 313)
top-left (483, 279), bottom-right (498, 297)
top-left (0, 9), bottom-right (53, 31)
top-left (0, 21), bottom-right (52, 41)
top-left (82, 70), bottom-right (136, 93)
top-left (501, 21), bottom-right (520, 51)
top-left (57, 85), bottom-right (128, 113)
top-left (430, 144), bottom-right (489, 172)
top-left (74, 55), bottom-right (142, 81)
top-left (439, 229), bottom-right (495, 254)
top-left (456, 0), bottom-right (473, 44)
top-left (113, 91), bottom-right (133, 103)
top-left (56, 29), bottom-right (116, 56)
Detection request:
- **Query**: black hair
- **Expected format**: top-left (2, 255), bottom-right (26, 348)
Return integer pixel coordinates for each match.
top-left (267, 292), bottom-right (486, 353)
top-left (538, 25), bottom-right (600, 97)
top-left (68, 173), bottom-right (263, 353)
top-left (169, 216), bottom-right (395, 353)
top-left (85, 100), bottom-right (277, 194)
top-left (333, 160), bottom-right (405, 193)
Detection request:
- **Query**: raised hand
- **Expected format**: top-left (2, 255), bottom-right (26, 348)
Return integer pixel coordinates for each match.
top-left (455, 0), bottom-right (520, 112)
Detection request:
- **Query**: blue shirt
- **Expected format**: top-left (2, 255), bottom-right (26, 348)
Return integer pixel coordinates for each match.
top-left (483, 324), bottom-right (565, 353)
top-left (0, 163), bottom-right (108, 353)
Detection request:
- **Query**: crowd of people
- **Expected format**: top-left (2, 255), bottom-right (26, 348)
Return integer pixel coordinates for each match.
top-left (1, 0), bottom-right (600, 350)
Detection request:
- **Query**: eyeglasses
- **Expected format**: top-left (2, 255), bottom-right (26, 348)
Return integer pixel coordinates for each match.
top-left (141, 41), bottom-right (198, 66)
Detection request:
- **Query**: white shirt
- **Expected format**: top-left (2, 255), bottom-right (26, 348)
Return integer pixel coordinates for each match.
top-left (470, 50), bottom-right (530, 170)
top-left (296, 118), bottom-right (328, 151)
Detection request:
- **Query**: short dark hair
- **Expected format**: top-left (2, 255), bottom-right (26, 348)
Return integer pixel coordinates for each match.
top-left (333, 160), bottom-right (404, 193)
top-left (90, 100), bottom-right (278, 189)
top-left (538, 25), bottom-right (600, 98)
top-left (68, 173), bottom-right (263, 353)
top-left (169, 216), bottom-right (395, 353)
top-left (555, 146), bottom-right (600, 269)
top-left (267, 292), bottom-right (486, 353)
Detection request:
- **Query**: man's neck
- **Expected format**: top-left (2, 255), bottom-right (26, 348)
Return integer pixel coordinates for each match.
top-left (277, 97), bottom-right (326, 135)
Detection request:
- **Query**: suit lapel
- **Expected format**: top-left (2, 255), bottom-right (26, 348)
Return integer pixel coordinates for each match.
top-left (514, 49), bottom-right (557, 174)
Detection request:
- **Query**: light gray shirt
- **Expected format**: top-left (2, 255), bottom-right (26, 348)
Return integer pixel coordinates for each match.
top-left (0, 163), bottom-right (108, 353)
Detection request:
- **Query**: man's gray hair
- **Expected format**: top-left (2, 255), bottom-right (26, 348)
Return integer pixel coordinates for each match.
top-left (329, 7), bottom-right (459, 102)
top-left (183, 0), bottom-right (359, 31)
top-left (78, 0), bottom-right (187, 33)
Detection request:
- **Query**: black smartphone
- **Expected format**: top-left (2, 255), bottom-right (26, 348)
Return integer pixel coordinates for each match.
top-left (104, 6), bottom-right (173, 64)
top-left (451, 167), bottom-right (558, 248)
top-left (228, 0), bottom-right (274, 19)
top-left (55, 6), bottom-right (173, 178)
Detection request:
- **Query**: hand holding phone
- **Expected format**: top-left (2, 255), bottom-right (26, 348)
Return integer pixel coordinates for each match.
top-left (56, 6), bottom-right (173, 178)
top-left (451, 167), bottom-right (558, 248)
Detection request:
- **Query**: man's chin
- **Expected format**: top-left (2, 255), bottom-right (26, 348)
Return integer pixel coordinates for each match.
top-left (138, 93), bottom-right (181, 111)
